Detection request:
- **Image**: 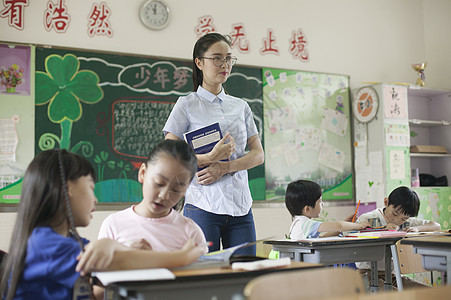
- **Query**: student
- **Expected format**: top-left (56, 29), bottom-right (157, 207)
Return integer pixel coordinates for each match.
top-left (163, 32), bottom-right (264, 255)
top-left (0, 149), bottom-right (205, 300)
top-left (355, 186), bottom-right (441, 289)
top-left (356, 186), bottom-right (440, 232)
top-left (98, 139), bottom-right (207, 252)
top-left (285, 179), bottom-right (369, 240)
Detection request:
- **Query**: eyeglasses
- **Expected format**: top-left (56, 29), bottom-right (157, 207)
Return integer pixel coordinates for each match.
top-left (201, 56), bottom-right (238, 67)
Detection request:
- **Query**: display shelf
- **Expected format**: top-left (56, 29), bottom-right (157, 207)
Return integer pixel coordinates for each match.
top-left (409, 119), bottom-right (450, 127)
top-left (408, 86), bottom-right (451, 185)
top-left (410, 153), bottom-right (451, 158)
top-left (408, 85), bottom-right (451, 98)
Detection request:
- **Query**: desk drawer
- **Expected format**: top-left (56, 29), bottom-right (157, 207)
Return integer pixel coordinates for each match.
top-left (301, 245), bottom-right (386, 265)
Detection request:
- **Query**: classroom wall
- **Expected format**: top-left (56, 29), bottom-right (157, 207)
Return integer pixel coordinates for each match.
top-left (1, 0), bottom-right (451, 253)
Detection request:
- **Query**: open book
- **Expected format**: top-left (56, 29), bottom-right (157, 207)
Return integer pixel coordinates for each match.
top-left (199, 242), bottom-right (253, 262)
top-left (92, 268), bottom-right (175, 285)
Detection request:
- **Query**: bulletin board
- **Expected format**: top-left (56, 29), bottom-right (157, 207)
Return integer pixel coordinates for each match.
top-left (262, 68), bottom-right (353, 201)
top-left (415, 187), bottom-right (451, 229)
top-left (34, 47), bottom-right (265, 203)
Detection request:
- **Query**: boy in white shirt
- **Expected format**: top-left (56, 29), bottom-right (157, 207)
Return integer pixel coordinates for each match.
top-left (285, 180), bottom-right (368, 240)
top-left (355, 186), bottom-right (441, 289)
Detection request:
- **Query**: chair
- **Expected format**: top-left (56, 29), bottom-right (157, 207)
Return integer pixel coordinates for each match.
top-left (243, 267), bottom-right (364, 300)
top-left (391, 239), bottom-right (428, 291)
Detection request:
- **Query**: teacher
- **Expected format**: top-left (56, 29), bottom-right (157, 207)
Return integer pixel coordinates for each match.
top-left (163, 33), bottom-right (264, 255)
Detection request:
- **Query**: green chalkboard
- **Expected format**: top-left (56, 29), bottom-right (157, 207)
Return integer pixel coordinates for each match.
top-left (35, 47), bottom-right (265, 203)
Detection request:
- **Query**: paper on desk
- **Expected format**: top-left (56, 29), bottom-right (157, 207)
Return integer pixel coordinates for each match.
top-left (199, 237), bottom-right (275, 262)
top-left (199, 242), bottom-right (249, 261)
top-left (92, 268), bottom-right (175, 285)
top-left (231, 257), bottom-right (291, 271)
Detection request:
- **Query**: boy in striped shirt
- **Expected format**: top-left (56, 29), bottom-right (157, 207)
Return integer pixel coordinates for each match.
top-left (285, 180), bottom-right (368, 240)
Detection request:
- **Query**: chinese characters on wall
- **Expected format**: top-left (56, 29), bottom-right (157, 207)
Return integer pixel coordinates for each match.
top-left (195, 14), bottom-right (309, 62)
top-left (1, 0), bottom-right (113, 37)
top-left (0, 2), bottom-right (310, 62)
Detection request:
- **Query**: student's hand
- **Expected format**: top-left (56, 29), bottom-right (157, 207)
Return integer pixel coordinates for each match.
top-left (344, 213), bottom-right (355, 222)
top-left (196, 161), bottom-right (228, 185)
top-left (129, 239), bottom-right (152, 250)
top-left (385, 223), bottom-right (398, 230)
top-left (405, 226), bottom-right (420, 233)
top-left (357, 221), bottom-right (370, 229)
top-left (180, 239), bottom-right (207, 264)
top-left (208, 132), bottom-right (235, 162)
top-left (76, 239), bottom-right (122, 276)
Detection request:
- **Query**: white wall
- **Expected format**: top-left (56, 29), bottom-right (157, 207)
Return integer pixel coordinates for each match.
top-left (2, 0), bottom-right (446, 89)
top-left (1, 0), bottom-right (451, 253)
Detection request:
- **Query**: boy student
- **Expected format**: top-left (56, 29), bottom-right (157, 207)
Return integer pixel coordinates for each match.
top-left (355, 186), bottom-right (441, 289)
top-left (285, 180), bottom-right (369, 240)
top-left (356, 186), bottom-right (440, 232)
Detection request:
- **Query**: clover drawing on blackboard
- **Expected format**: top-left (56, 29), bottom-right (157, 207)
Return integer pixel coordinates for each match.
top-left (36, 53), bottom-right (103, 154)
top-left (94, 151), bottom-right (132, 181)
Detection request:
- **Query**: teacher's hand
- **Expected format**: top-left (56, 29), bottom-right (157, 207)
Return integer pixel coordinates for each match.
top-left (208, 133), bottom-right (235, 162)
top-left (196, 161), bottom-right (228, 185)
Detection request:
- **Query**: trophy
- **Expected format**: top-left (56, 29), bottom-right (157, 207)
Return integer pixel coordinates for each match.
top-left (412, 62), bottom-right (426, 87)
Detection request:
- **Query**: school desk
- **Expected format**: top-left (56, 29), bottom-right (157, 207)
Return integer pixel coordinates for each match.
top-left (103, 261), bottom-right (322, 300)
top-left (401, 235), bottom-right (451, 285)
top-left (264, 236), bottom-right (406, 292)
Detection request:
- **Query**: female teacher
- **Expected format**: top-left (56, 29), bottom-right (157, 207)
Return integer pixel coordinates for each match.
top-left (163, 33), bottom-right (264, 255)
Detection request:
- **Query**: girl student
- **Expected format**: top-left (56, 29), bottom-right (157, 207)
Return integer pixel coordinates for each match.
top-left (0, 149), bottom-right (205, 300)
top-left (163, 33), bottom-right (265, 255)
top-left (98, 139), bottom-right (208, 253)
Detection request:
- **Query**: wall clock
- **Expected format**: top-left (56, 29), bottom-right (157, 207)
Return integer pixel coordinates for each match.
top-left (353, 86), bottom-right (379, 123)
top-left (139, 0), bottom-right (171, 30)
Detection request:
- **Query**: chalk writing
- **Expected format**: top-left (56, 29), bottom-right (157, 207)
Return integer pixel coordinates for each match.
top-left (112, 100), bottom-right (174, 158)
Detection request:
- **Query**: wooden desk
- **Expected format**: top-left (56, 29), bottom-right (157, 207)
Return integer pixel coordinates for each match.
top-left (106, 261), bottom-right (322, 300)
top-left (312, 284), bottom-right (451, 300)
top-left (265, 236), bottom-right (406, 292)
top-left (401, 235), bottom-right (451, 285)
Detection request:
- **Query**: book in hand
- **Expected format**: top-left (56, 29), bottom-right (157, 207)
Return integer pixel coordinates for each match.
top-left (183, 122), bottom-right (228, 170)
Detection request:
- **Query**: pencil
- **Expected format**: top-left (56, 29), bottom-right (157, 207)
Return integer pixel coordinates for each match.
top-left (351, 199), bottom-right (361, 222)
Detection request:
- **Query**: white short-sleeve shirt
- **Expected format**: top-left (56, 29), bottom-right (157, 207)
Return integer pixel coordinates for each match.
top-left (289, 215), bottom-right (322, 240)
top-left (355, 207), bottom-right (427, 270)
top-left (163, 86), bottom-right (259, 216)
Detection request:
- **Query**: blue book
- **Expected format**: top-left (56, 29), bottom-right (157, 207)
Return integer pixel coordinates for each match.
top-left (183, 122), bottom-right (223, 156)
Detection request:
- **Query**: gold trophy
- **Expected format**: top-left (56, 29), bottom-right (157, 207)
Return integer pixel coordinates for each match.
top-left (412, 62), bottom-right (426, 87)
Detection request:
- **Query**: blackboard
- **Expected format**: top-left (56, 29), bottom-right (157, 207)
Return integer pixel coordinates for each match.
top-left (35, 47), bottom-right (265, 203)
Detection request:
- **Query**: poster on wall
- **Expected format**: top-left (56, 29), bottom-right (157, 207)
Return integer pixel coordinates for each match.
top-left (263, 68), bottom-right (353, 201)
top-left (34, 47), bottom-right (265, 203)
top-left (0, 44), bottom-right (31, 95)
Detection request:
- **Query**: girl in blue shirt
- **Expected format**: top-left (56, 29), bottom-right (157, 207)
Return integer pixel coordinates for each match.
top-left (0, 149), bottom-right (205, 300)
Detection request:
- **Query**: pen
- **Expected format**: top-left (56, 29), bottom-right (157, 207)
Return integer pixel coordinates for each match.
top-left (351, 199), bottom-right (361, 223)
top-left (201, 241), bottom-right (213, 247)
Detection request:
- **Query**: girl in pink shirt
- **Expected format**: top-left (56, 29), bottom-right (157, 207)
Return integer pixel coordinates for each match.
top-left (98, 139), bottom-right (208, 252)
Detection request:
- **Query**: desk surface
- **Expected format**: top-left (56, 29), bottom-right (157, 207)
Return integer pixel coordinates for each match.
top-left (264, 236), bottom-right (405, 247)
top-left (108, 260), bottom-right (323, 299)
top-left (171, 261), bottom-right (320, 277)
top-left (401, 235), bottom-right (451, 248)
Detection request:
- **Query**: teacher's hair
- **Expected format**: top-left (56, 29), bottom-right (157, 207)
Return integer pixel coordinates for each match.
top-left (192, 33), bottom-right (232, 91)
